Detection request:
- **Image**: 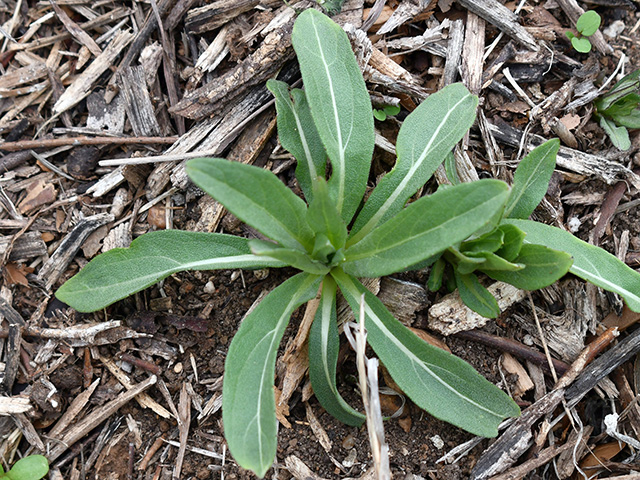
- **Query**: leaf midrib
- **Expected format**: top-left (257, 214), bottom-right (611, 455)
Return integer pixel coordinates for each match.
top-left (346, 193), bottom-right (502, 261)
top-left (350, 93), bottom-right (472, 244)
top-left (337, 273), bottom-right (507, 420)
top-left (309, 14), bottom-right (346, 213)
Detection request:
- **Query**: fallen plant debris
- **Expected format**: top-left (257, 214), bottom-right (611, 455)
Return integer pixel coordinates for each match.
top-left (2, 0), bottom-right (640, 479)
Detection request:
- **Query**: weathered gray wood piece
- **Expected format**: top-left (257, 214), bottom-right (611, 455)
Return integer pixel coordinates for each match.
top-left (185, 0), bottom-right (259, 34)
top-left (53, 31), bottom-right (133, 115)
top-left (377, 0), bottom-right (430, 35)
top-left (117, 65), bottom-right (161, 137)
top-left (487, 122), bottom-right (640, 189)
top-left (442, 19), bottom-right (464, 86)
top-left (0, 231), bottom-right (47, 261)
top-left (457, 0), bottom-right (539, 51)
top-left (171, 3), bottom-right (309, 120)
top-left (36, 213), bottom-right (114, 290)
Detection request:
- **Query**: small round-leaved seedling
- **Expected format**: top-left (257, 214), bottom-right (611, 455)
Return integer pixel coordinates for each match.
top-left (0, 455), bottom-right (49, 480)
top-left (566, 10), bottom-right (601, 53)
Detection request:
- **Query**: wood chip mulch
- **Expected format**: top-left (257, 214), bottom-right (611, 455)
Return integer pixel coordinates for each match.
top-left (2, 0), bottom-right (640, 478)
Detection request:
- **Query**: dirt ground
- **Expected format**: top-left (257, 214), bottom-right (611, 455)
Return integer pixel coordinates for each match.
top-left (2, 0), bottom-right (640, 479)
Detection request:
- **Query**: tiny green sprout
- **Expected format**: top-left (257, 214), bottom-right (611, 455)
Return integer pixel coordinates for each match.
top-left (566, 10), bottom-right (601, 53)
top-left (56, 8), bottom-right (640, 478)
top-left (0, 456), bottom-right (49, 480)
top-left (373, 104), bottom-right (401, 121)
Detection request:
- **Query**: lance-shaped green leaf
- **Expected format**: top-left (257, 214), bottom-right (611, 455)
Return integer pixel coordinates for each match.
top-left (332, 270), bottom-right (520, 437)
top-left (427, 256), bottom-right (446, 291)
top-left (55, 231), bottom-right (285, 312)
top-left (309, 276), bottom-right (365, 426)
top-left (266, 79), bottom-right (326, 202)
top-left (485, 243), bottom-right (572, 290)
top-left (613, 109), bottom-right (640, 129)
top-left (292, 9), bottom-right (374, 223)
top-left (343, 180), bottom-right (510, 278)
top-left (596, 69), bottom-right (640, 112)
top-left (444, 150), bottom-right (462, 185)
top-left (306, 177), bottom-right (348, 251)
top-left (495, 224), bottom-right (525, 262)
top-left (223, 273), bottom-right (322, 478)
top-left (187, 158), bottom-right (314, 250)
top-left (504, 139), bottom-right (559, 219)
top-left (600, 117), bottom-right (631, 151)
top-left (349, 84), bottom-right (478, 244)
top-left (461, 229), bottom-right (505, 254)
top-left (445, 248), bottom-right (486, 275)
top-left (470, 251), bottom-right (523, 272)
top-left (249, 240), bottom-right (330, 275)
top-left (504, 219), bottom-right (640, 311)
top-left (454, 270), bottom-right (500, 318)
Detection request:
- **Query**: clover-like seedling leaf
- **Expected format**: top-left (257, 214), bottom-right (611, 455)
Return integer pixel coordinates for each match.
top-left (576, 10), bottom-right (601, 36)
top-left (373, 109), bottom-right (387, 121)
top-left (571, 36), bottom-right (592, 53)
top-left (4, 456), bottom-right (49, 480)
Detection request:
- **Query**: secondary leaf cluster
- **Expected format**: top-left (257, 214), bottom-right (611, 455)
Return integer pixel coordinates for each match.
top-left (595, 68), bottom-right (640, 150)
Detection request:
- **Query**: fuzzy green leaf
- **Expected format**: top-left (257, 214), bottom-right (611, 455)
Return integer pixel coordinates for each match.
top-left (444, 151), bottom-right (462, 185)
top-left (56, 231), bottom-right (285, 312)
top-left (427, 257), bottom-right (446, 291)
top-left (187, 158), bottom-right (314, 250)
top-left (306, 177), bottom-right (348, 252)
top-left (446, 248), bottom-right (486, 275)
top-left (504, 139), bottom-right (560, 219)
top-left (266, 80), bottom-right (326, 203)
top-left (461, 229), bottom-right (505, 254)
top-left (601, 93), bottom-right (640, 118)
top-left (332, 270), bottom-right (520, 437)
top-left (249, 240), bottom-right (329, 275)
top-left (504, 219), bottom-right (640, 311)
top-left (470, 251), bottom-right (524, 272)
top-left (292, 9), bottom-right (374, 223)
top-left (223, 273), bottom-right (322, 478)
top-left (343, 180), bottom-right (510, 277)
top-left (309, 276), bottom-right (365, 425)
top-left (485, 243), bottom-right (572, 290)
top-left (5, 456), bottom-right (49, 480)
top-left (596, 69), bottom-right (640, 112)
top-left (495, 224), bottom-right (526, 262)
top-left (349, 83), bottom-right (478, 244)
top-left (600, 117), bottom-right (631, 150)
top-left (612, 109), bottom-right (640, 129)
top-left (454, 271), bottom-right (501, 318)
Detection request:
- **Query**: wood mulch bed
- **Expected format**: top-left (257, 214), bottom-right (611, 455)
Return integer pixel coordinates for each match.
top-left (1, 0), bottom-right (640, 478)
